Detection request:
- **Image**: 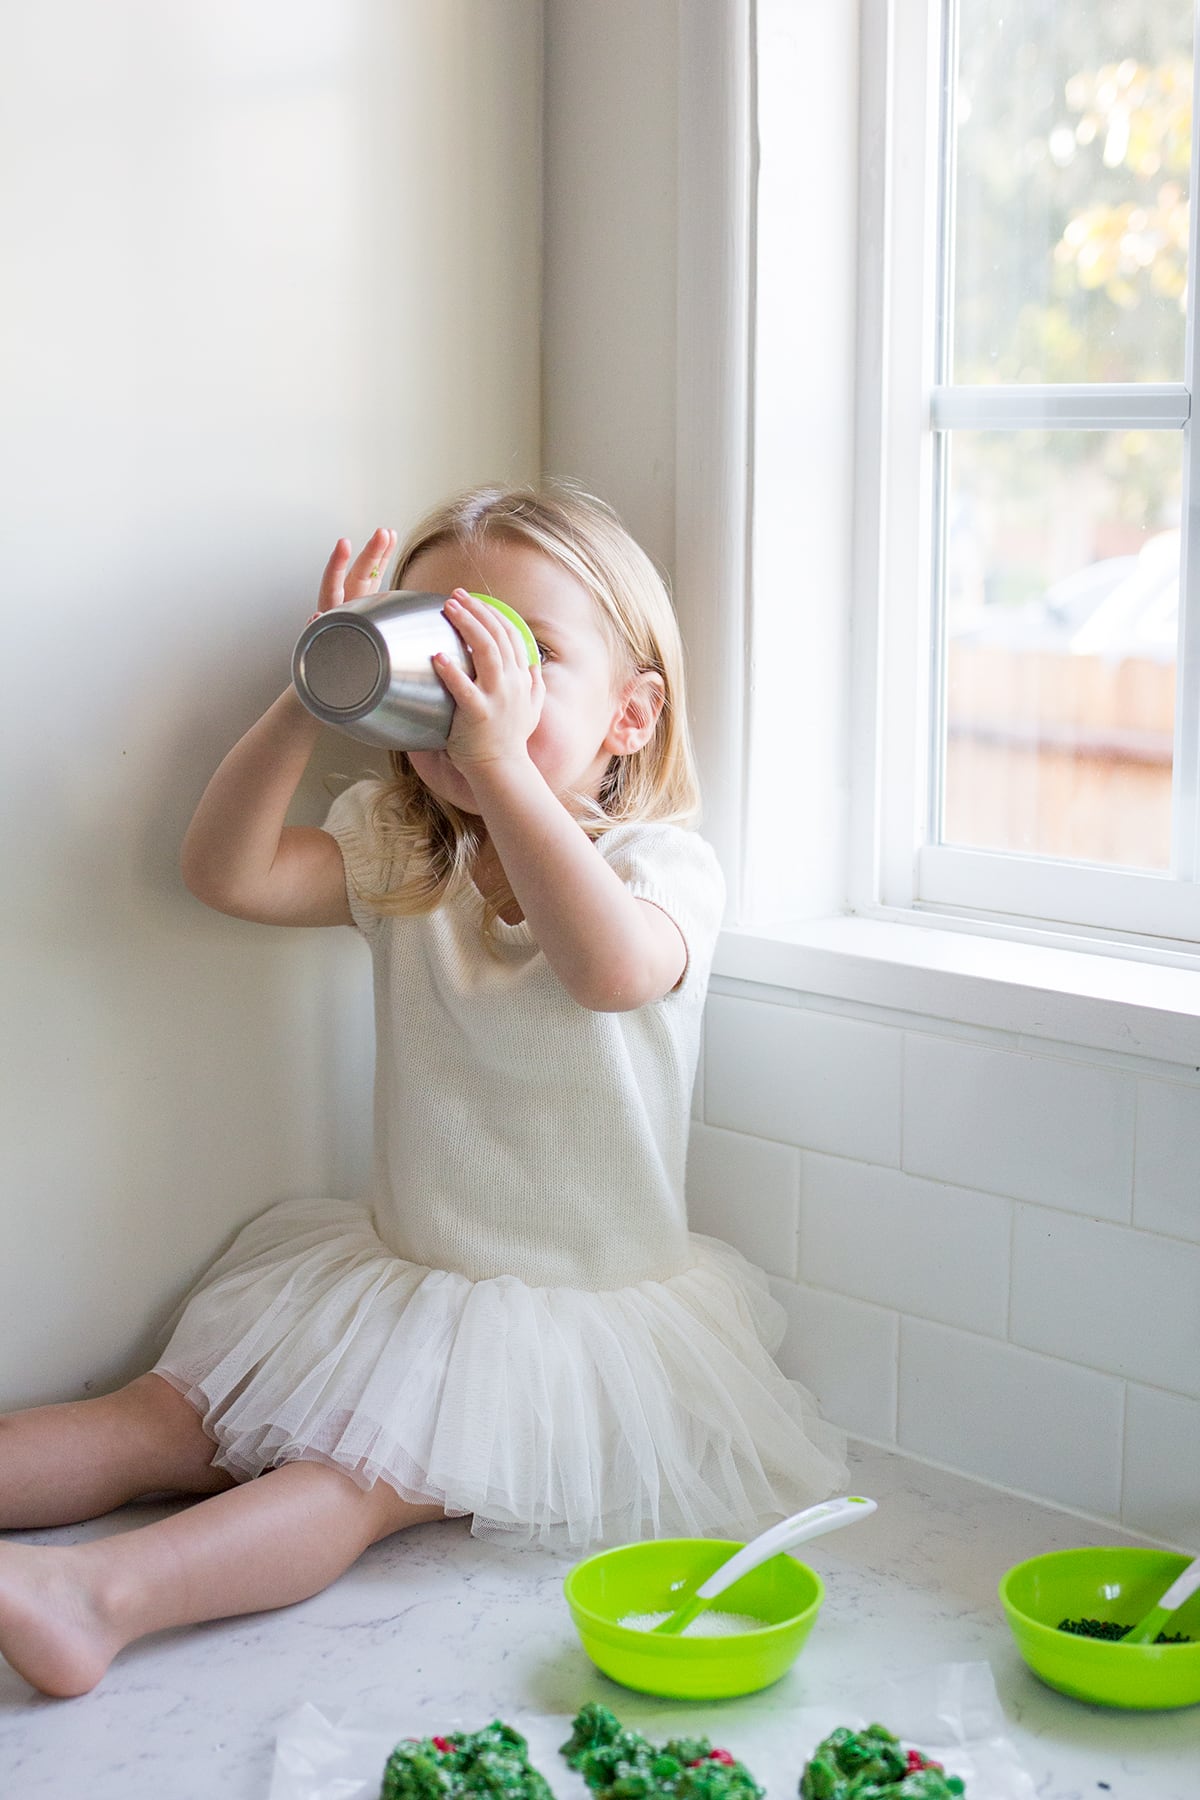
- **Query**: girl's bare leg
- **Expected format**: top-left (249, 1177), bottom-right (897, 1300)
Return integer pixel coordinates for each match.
top-left (0, 1373), bottom-right (235, 1529)
top-left (0, 1460), bottom-right (444, 1697)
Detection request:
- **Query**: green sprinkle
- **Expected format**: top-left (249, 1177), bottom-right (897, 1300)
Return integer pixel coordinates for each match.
top-left (1058, 1616), bottom-right (1193, 1644)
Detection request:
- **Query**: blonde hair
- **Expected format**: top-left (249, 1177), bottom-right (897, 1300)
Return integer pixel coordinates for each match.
top-left (359, 481), bottom-right (701, 939)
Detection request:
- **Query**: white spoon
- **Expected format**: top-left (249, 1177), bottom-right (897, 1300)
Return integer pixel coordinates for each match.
top-left (651, 1495), bottom-right (878, 1635)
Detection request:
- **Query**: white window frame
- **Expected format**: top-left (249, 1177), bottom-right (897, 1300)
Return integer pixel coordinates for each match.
top-left (675, 0), bottom-right (1200, 1054)
top-left (859, 0), bottom-right (1200, 951)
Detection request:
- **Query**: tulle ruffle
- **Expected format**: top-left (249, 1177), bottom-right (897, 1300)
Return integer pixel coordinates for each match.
top-left (154, 1197), bottom-right (847, 1549)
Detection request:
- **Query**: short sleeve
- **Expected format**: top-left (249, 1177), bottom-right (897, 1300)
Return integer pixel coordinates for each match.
top-left (322, 779), bottom-right (400, 940)
top-left (598, 821), bottom-right (726, 998)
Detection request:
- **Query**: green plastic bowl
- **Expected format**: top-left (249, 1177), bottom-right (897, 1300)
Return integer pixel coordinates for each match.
top-left (1000, 1546), bottom-right (1200, 1710)
top-left (563, 1537), bottom-right (823, 1700)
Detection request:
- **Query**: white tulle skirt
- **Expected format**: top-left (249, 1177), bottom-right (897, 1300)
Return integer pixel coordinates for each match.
top-left (153, 1197), bottom-right (847, 1550)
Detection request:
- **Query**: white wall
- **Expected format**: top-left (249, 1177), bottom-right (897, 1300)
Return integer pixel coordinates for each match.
top-left (541, 0), bottom-right (678, 574)
top-left (1, 0), bottom-right (541, 1409)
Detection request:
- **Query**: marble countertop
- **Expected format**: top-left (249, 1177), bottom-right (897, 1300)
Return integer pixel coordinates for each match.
top-left (1, 1440), bottom-right (1196, 1799)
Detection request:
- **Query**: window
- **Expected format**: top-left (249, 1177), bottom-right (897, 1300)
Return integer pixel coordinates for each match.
top-left (867, 0), bottom-right (1200, 949)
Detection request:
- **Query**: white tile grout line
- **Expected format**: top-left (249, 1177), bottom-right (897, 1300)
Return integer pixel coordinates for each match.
top-left (790, 1279), bottom-right (1200, 1415)
top-left (792, 1148), bottom-right (804, 1285)
top-left (844, 1431), bottom-right (1194, 1555)
top-left (1130, 1073), bottom-right (1142, 1222)
top-left (697, 1130), bottom-right (1200, 1248)
top-left (898, 1029), bottom-right (907, 1170)
top-left (1117, 1377), bottom-right (1131, 1529)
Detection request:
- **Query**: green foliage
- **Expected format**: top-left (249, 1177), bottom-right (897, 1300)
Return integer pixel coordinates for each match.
top-left (952, 0), bottom-right (1191, 386)
top-left (942, 3), bottom-right (1192, 590)
top-left (1053, 56), bottom-right (1190, 314)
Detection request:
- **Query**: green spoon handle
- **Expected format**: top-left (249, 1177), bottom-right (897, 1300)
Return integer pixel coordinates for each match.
top-left (1124, 1555), bottom-right (1200, 1645)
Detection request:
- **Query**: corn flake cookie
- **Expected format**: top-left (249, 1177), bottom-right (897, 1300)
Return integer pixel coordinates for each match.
top-left (560, 1702), bottom-right (764, 1800)
top-left (381, 1721), bottom-right (555, 1800)
top-left (799, 1724), bottom-right (964, 1800)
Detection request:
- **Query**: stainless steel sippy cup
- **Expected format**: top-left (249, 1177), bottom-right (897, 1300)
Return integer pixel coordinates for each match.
top-left (292, 590), bottom-right (538, 750)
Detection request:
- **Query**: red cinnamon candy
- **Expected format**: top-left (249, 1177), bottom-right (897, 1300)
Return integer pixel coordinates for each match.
top-left (905, 1748), bottom-right (944, 1773)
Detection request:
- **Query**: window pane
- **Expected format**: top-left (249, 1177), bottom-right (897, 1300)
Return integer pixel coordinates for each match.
top-left (941, 429), bottom-right (1179, 870)
top-left (951, 0), bottom-right (1192, 384)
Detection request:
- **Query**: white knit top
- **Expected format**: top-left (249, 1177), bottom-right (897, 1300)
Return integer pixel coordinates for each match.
top-left (324, 780), bottom-right (726, 1291)
top-left (156, 779), bottom-right (847, 1544)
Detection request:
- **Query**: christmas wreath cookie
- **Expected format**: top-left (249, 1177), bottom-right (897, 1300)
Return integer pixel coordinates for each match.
top-left (381, 1720), bottom-right (555, 1800)
top-left (560, 1702), bottom-right (764, 1800)
top-left (799, 1724), bottom-right (964, 1799)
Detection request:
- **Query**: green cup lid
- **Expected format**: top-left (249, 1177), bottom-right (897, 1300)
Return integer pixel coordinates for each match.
top-left (468, 593), bottom-right (540, 666)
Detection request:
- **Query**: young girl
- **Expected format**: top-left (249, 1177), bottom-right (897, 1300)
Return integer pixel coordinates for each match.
top-left (0, 484), bottom-right (845, 1698)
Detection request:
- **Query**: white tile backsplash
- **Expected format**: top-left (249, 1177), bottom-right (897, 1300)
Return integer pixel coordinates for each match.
top-left (1134, 1077), bottom-right (1200, 1245)
top-left (769, 1277), bottom-right (899, 1444)
top-left (1010, 1205), bottom-right (1200, 1398)
top-left (798, 1152), bottom-right (1011, 1337)
top-left (697, 989), bottom-right (1192, 1534)
top-left (705, 993), bottom-right (903, 1164)
top-left (903, 1033), bottom-right (1136, 1219)
top-left (1122, 1385), bottom-right (1200, 1548)
top-left (898, 1317), bottom-right (1124, 1517)
top-left (686, 1122), bottom-right (799, 1278)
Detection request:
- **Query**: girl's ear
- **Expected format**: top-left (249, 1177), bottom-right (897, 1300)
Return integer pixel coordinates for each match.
top-left (604, 670), bottom-right (666, 756)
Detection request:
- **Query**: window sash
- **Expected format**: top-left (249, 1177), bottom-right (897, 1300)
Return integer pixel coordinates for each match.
top-left (930, 387), bottom-right (1190, 431)
top-left (863, 0), bottom-right (1200, 947)
top-left (919, 844), bottom-right (1200, 944)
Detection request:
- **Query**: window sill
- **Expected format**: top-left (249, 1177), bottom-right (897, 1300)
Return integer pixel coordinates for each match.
top-left (712, 915), bottom-right (1200, 1070)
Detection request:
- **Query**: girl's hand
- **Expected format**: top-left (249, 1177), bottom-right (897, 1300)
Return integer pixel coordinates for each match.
top-left (435, 589), bottom-right (545, 772)
top-left (310, 527), bottom-right (397, 620)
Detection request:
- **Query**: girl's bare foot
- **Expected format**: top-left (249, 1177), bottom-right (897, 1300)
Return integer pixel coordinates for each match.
top-left (0, 1541), bottom-right (122, 1697)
